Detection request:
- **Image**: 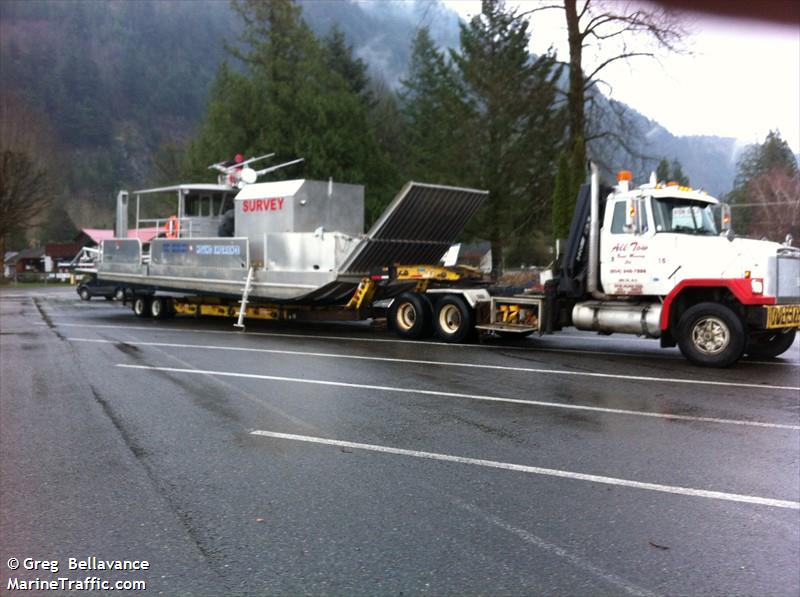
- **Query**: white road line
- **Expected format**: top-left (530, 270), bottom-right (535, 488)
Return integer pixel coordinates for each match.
top-left (112, 363), bottom-right (800, 430)
top-left (80, 337), bottom-right (800, 393)
top-left (36, 321), bottom-right (800, 367)
top-left (249, 430), bottom-right (800, 510)
top-left (445, 495), bottom-right (657, 597)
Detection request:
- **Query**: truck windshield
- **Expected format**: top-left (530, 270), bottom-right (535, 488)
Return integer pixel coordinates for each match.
top-left (652, 198), bottom-right (718, 235)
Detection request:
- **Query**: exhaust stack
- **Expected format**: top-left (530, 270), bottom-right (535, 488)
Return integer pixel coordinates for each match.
top-left (587, 163), bottom-right (609, 300)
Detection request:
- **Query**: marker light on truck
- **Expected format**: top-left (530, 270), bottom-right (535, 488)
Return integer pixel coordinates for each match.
top-left (617, 170), bottom-right (632, 182)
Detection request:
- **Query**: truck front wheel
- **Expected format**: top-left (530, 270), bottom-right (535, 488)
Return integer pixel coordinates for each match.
top-left (676, 302), bottom-right (746, 367)
top-left (389, 292), bottom-right (433, 339)
top-left (745, 329), bottom-right (797, 360)
top-left (434, 295), bottom-right (474, 343)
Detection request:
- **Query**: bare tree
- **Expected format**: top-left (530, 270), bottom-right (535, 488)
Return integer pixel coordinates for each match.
top-left (524, 0), bottom-right (689, 164)
top-left (0, 95), bottom-right (57, 275)
top-left (742, 171), bottom-right (800, 242)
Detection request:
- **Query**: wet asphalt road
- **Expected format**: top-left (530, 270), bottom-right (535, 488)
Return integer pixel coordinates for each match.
top-left (1, 286), bottom-right (798, 596)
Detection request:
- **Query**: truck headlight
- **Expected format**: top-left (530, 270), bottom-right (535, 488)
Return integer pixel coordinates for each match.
top-left (750, 278), bottom-right (764, 295)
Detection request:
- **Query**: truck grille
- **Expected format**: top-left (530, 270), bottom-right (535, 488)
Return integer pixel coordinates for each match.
top-left (776, 251), bottom-right (800, 303)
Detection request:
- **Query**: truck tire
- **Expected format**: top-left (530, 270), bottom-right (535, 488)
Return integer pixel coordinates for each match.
top-left (676, 302), bottom-right (746, 367)
top-left (434, 295), bottom-right (474, 343)
top-left (114, 287), bottom-right (125, 301)
top-left (79, 287), bottom-right (90, 301)
top-left (745, 329), bottom-right (797, 360)
top-left (150, 297), bottom-right (170, 320)
top-left (133, 296), bottom-right (151, 318)
top-left (389, 292), bottom-right (432, 339)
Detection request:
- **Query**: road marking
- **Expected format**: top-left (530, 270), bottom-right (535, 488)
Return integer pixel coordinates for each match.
top-left (249, 430), bottom-right (800, 510)
top-left (79, 337), bottom-right (800, 393)
top-left (445, 495), bottom-right (657, 597)
top-left (112, 363), bottom-right (800, 430)
top-left (36, 321), bottom-right (800, 367)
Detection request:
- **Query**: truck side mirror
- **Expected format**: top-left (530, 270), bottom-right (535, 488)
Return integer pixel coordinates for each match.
top-left (720, 203), bottom-right (732, 233)
top-left (625, 197), bottom-right (644, 234)
top-left (625, 197), bottom-right (637, 232)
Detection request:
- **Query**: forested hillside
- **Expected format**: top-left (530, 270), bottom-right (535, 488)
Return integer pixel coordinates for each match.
top-left (0, 0), bottom-right (238, 239)
top-left (0, 0), bottom-right (752, 257)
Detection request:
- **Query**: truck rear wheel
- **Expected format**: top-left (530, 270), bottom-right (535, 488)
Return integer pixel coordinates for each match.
top-left (150, 297), bottom-right (172, 320)
top-left (745, 329), bottom-right (797, 359)
top-left (676, 302), bottom-right (745, 367)
top-left (389, 292), bottom-right (433, 339)
top-left (133, 296), bottom-right (151, 318)
top-left (434, 295), bottom-right (474, 343)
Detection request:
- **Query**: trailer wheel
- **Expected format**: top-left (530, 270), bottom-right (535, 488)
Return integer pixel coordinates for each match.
top-left (434, 295), bottom-right (474, 343)
top-left (133, 296), bottom-right (151, 318)
top-left (676, 302), bottom-right (745, 367)
top-left (150, 297), bottom-right (170, 320)
top-left (745, 329), bottom-right (797, 360)
top-left (389, 292), bottom-right (432, 339)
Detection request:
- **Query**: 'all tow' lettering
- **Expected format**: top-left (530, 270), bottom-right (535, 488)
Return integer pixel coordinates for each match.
top-left (243, 197), bottom-right (285, 212)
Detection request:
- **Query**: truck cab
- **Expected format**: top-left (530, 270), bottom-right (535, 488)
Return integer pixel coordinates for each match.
top-left (588, 170), bottom-right (800, 366)
top-left (601, 177), bottom-right (729, 296)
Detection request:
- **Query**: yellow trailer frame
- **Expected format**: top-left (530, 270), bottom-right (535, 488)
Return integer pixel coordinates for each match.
top-left (168, 263), bottom-right (486, 325)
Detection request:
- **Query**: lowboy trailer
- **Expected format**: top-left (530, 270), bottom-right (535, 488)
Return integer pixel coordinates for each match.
top-left (95, 159), bottom-right (800, 367)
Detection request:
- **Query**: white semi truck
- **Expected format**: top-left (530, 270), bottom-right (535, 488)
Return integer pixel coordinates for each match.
top-left (486, 165), bottom-right (797, 366)
top-left (95, 161), bottom-right (799, 367)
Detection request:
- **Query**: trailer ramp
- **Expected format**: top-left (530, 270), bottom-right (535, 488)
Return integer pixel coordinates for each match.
top-left (341, 182), bottom-right (488, 275)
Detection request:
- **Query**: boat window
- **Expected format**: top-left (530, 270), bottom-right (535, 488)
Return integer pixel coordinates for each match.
top-left (200, 195), bottom-right (211, 217)
top-left (185, 196), bottom-right (200, 217)
top-left (212, 194), bottom-right (223, 216)
top-left (221, 193), bottom-right (235, 213)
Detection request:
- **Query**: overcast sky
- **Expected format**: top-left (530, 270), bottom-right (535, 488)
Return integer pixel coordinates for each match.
top-left (442, 1), bottom-right (800, 153)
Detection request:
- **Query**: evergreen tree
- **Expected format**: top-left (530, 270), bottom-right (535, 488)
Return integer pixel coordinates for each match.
top-left (656, 158), bottom-right (670, 183)
top-left (551, 138), bottom-right (586, 241)
top-left (670, 158), bottom-right (689, 186)
top-left (40, 204), bottom-right (79, 243)
top-left (187, 0), bottom-right (395, 224)
top-left (368, 80), bottom-right (406, 177)
top-left (324, 25), bottom-right (371, 104)
top-left (400, 27), bottom-right (470, 185)
top-left (452, 0), bottom-right (562, 276)
top-left (568, 136), bottom-right (586, 210)
top-left (655, 157), bottom-right (690, 185)
top-left (551, 152), bottom-right (572, 240)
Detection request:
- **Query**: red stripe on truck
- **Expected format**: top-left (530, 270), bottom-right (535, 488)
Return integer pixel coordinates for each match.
top-left (660, 278), bottom-right (775, 330)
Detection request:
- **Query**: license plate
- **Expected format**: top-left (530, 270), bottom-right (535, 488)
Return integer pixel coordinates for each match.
top-left (765, 304), bottom-right (800, 329)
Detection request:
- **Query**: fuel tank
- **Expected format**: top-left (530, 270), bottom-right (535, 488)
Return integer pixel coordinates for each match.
top-left (572, 301), bottom-right (662, 337)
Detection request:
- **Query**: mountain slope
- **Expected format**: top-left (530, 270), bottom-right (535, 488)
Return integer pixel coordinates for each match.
top-left (0, 0), bottom-right (741, 225)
